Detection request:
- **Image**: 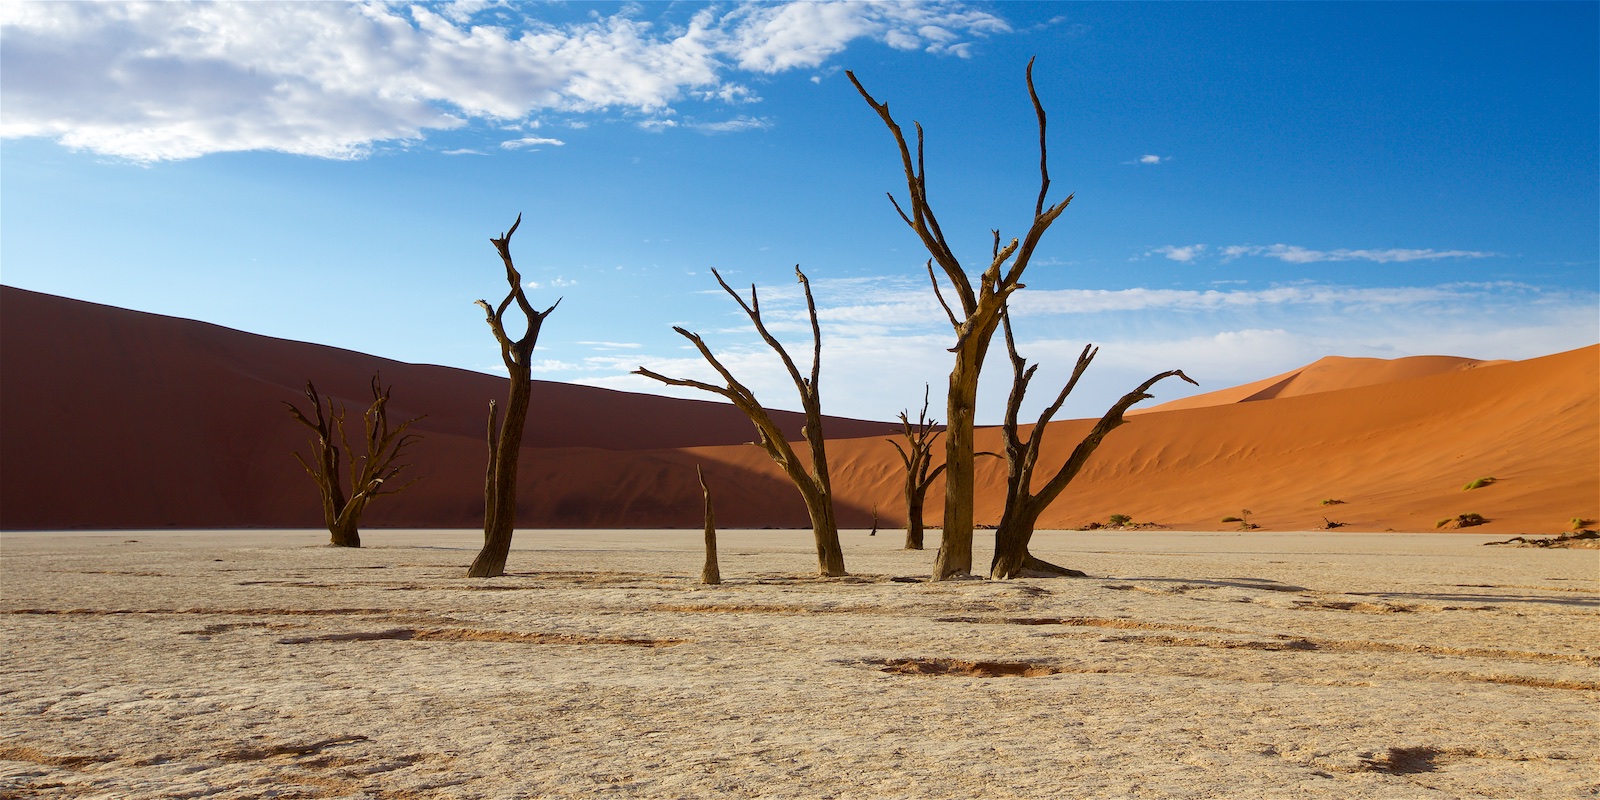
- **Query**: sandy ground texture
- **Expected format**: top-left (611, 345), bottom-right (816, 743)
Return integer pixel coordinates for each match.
top-left (1, 529), bottom-right (1596, 799)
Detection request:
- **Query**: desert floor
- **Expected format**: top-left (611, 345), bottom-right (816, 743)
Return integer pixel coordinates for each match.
top-left (1, 529), bottom-right (1595, 799)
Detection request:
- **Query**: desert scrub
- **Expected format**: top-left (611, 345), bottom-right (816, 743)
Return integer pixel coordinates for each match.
top-left (1572, 517), bottom-right (1595, 531)
top-left (1221, 510), bottom-right (1257, 530)
top-left (1108, 514), bottom-right (1133, 527)
top-left (1463, 477), bottom-right (1496, 491)
top-left (1320, 498), bottom-right (1345, 506)
top-left (1436, 513), bottom-right (1487, 529)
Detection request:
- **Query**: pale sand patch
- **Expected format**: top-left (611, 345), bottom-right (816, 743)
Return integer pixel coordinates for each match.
top-left (1, 529), bottom-right (1595, 799)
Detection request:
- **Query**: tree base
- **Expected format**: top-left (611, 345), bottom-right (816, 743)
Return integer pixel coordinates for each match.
top-left (996, 553), bottom-right (1088, 579)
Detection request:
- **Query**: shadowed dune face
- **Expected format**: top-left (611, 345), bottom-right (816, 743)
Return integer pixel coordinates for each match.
top-left (1, 286), bottom-right (1595, 533)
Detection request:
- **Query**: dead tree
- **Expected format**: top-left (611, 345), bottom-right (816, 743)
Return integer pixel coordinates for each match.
top-left (467, 214), bottom-right (560, 578)
top-left (634, 266), bottom-right (846, 577)
top-left (697, 466), bottom-right (721, 585)
top-left (284, 375), bottom-right (423, 548)
top-left (850, 58), bottom-right (1071, 580)
top-left (990, 311), bottom-right (1195, 578)
top-left (888, 384), bottom-right (946, 550)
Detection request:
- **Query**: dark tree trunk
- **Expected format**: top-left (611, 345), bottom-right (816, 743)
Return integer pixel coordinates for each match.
top-left (934, 349), bottom-right (982, 578)
top-left (285, 376), bottom-right (421, 550)
top-left (636, 267), bottom-right (846, 577)
top-left (850, 61), bottom-right (1072, 581)
top-left (889, 385), bottom-right (944, 551)
top-left (987, 312), bottom-right (1195, 579)
top-left (466, 215), bottom-right (559, 578)
top-left (698, 466), bottom-right (720, 585)
top-left (904, 488), bottom-right (925, 550)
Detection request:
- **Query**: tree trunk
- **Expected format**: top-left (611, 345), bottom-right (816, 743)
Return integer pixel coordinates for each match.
top-left (933, 348), bottom-right (981, 579)
top-left (698, 466), bottom-right (720, 585)
top-left (469, 366), bottom-right (530, 578)
top-left (904, 487), bottom-right (925, 550)
top-left (803, 484), bottom-right (846, 577)
top-left (991, 507), bottom-right (1088, 578)
top-left (466, 214), bottom-right (558, 579)
top-left (328, 518), bottom-right (361, 548)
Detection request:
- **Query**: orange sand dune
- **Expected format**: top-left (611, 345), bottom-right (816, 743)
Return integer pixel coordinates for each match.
top-left (1137, 353), bottom-right (1509, 413)
top-left (2, 286), bottom-right (1594, 534)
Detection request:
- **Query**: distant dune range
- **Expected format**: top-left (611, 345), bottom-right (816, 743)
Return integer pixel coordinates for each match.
top-left (2, 286), bottom-right (1595, 533)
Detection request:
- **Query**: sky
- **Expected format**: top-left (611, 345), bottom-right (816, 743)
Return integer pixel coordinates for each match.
top-left (3, 1), bottom-right (1597, 425)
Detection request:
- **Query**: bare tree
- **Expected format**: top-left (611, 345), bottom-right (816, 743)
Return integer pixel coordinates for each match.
top-left (284, 375), bottom-right (423, 548)
top-left (888, 385), bottom-right (946, 550)
top-left (634, 266), bottom-right (846, 577)
top-left (697, 466), bottom-right (721, 585)
top-left (468, 214), bottom-right (560, 578)
top-left (849, 58), bottom-right (1071, 580)
top-left (990, 311), bottom-right (1195, 578)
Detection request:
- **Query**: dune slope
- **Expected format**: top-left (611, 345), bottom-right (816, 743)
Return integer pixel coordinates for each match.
top-left (1, 286), bottom-right (1594, 534)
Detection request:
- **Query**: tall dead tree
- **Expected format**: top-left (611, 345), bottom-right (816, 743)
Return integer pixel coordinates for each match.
top-left (888, 385), bottom-right (946, 550)
top-left (849, 58), bottom-right (1071, 580)
top-left (284, 375), bottom-right (423, 548)
top-left (468, 214), bottom-right (560, 578)
top-left (990, 311), bottom-right (1195, 578)
top-left (634, 266), bottom-right (846, 577)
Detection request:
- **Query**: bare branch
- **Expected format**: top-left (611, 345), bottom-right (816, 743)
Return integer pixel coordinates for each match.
top-left (926, 260), bottom-right (960, 331)
top-left (1027, 56), bottom-right (1050, 219)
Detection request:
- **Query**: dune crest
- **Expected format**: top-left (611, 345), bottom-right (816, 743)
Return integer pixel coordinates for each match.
top-left (1, 286), bottom-right (1594, 534)
top-left (1137, 353), bottom-right (1511, 414)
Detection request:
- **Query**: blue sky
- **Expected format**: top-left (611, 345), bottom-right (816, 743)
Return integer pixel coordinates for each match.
top-left (3, 1), bottom-right (1596, 423)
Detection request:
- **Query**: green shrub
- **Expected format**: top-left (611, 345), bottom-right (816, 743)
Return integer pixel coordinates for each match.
top-left (1108, 514), bottom-right (1133, 527)
top-left (1463, 477), bottom-right (1496, 491)
top-left (1571, 517), bottom-right (1594, 531)
top-left (1320, 498), bottom-right (1345, 506)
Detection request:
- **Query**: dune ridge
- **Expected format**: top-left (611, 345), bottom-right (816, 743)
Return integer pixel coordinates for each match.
top-left (1, 286), bottom-right (1594, 534)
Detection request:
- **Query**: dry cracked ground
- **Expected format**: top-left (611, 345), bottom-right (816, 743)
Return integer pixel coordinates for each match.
top-left (1, 529), bottom-right (1595, 799)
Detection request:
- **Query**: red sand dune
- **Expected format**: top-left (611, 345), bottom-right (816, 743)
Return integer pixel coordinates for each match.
top-left (1135, 353), bottom-right (1510, 413)
top-left (2, 286), bottom-right (1595, 534)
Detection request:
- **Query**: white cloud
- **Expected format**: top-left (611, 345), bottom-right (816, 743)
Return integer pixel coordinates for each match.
top-left (525, 277), bottom-right (577, 289)
top-left (1150, 244), bottom-right (1206, 262)
top-left (1139, 154), bottom-right (1163, 164)
top-left (500, 136), bottom-right (566, 149)
top-left (1220, 244), bottom-right (1499, 263)
top-left (691, 115), bottom-right (773, 133)
top-left (576, 341), bottom-right (644, 350)
top-left (0, 1), bottom-right (1009, 161)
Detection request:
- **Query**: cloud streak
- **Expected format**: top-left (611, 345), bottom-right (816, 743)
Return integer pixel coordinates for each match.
top-left (0, 1), bottom-right (1008, 161)
top-left (1219, 244), bottom-right (1499, 264)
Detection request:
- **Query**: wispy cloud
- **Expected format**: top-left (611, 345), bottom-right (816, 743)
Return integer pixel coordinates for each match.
top-left (690, 115), bottom-right (773, 133)
top-left (525, 277), bottom-right (577, 289)
top-left (500, 136), bottom-right (567, 150)
top-left (1149, 244), bottom-right (1206, 262)
top-left (1140, 242), bottom-right (1500, 265)
top-left (1220, 244), bottom-right (1499, 263)
top-left (576, 341), bottom-right (643, 350)
top-left (0, 1), bottom-right (1008, 161)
